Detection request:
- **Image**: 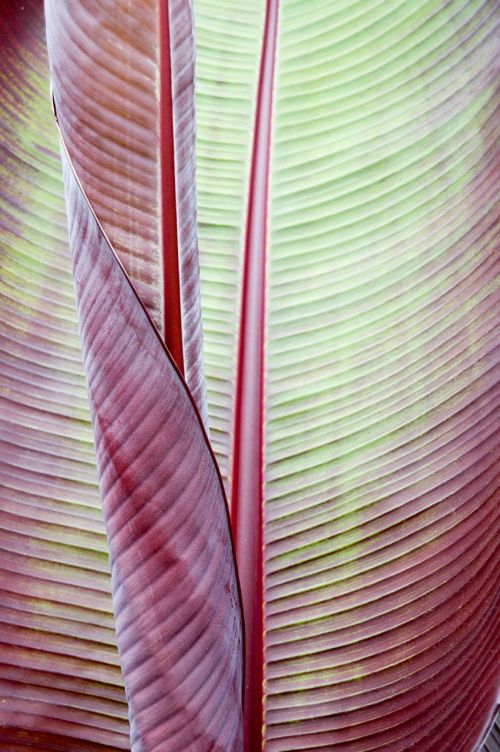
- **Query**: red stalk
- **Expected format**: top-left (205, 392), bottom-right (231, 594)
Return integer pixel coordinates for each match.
top-left (231, 1), bottom-right (279, 749)
top-left (158, 0), bottom-right (184, 373)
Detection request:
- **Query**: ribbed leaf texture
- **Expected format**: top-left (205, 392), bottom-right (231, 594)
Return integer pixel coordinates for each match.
top-left (194, 0), bottom-right (500, 749)
top-left (1, 0), bottom-right (498, 750)
top-left (45, 0), bottom-right (207, 419)
top-left (43, 1), bottom-right (243, 749)
top-left (195, 2), bottom-right (266, 491)
top-left (1, 0), bottom-right (243, 749)
top-left (60, 150), bottom-right (242, 751)
top-left (0, 1), bottom-right (129, 748)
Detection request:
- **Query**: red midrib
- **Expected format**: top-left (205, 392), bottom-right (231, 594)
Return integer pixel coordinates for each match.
top-left (230, 1), bottom-right (279, 749)
top-left (158, 0), bottom-right (184, 374)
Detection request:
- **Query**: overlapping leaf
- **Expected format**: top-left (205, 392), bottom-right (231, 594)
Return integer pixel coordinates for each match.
top-left (45, 0), bottom-right (207, 418)
top-left (43, 1), bottom-right (243, 749)
top-left (195, 2), bottom-right (266, 488)
top-left (0, 2), bottom-right (129, 748)
top-left (59, 149), bottom-right (242, 751)
top-left (194, 0), bottom-right (500, 749)
top-left (1, 1), bottom-right (243, 750)
top-left (483, 717), bottom-right (500, 752)
top-left (1, 0), bottom-right (497, 749)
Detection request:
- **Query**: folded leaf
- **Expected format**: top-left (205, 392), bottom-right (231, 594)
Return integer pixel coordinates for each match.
top-left (43, 0), bottom-right (244, 739)
top-left (60, 146), bottom-right (243, 751)
top-left (2, 1), bottom-right (243, 749)
top-left (0, 1), bottom-right (129, 748)
top-left (45, 0), bottom-right (207, 420)
top-left (194, 0), bottom-right (500, 749)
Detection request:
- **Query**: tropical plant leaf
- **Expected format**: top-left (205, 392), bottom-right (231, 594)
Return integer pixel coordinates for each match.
top-left (42, 1), bottom-right (243, 749)
top-left (1, 1), bottom-right (243, 750)
top-left (2, 0), bottom-right (498, 749)
top-left (0, 2), bottom-right (129, 748)
top-left (59, 146), bottom-right (243, 751)
top-left (195, 3), bottom-right (267, 490)
top-left (44, 0), bottom-right (207, 419)
top-left (194, 0), bottom-right (500, 749)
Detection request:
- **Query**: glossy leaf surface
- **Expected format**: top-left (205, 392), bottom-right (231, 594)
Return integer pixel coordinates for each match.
top-left (194, 0), bottom-right (500, 749)
top-left (0, 1), bottom-right (129, 748)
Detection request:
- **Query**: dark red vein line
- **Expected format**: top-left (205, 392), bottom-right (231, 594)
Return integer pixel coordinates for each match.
top-left (230, 1), bottom-right (279, 749)
top-left (158, 0), bottom-right (184, 374)
top-left (55, 122), bottom-right (231, 546)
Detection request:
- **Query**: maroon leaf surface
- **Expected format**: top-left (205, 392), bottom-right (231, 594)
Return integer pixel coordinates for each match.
top-left (43, 0), bottom-right (244, 744)
top-left (44, 0), bottom-right (207, 420)
top-left (60, 147), bottom-right (243, 750)
top-left (0, 1), bottom-right (129, 748)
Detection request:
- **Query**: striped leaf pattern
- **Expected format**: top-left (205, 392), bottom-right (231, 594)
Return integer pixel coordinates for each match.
top-left (195, 3), bottom-right (266, 488)
top-left (194, 0), bottom-right (500, 749)
top-left (0, 0), bottom-right (498, 749)
top-left (2, 1), bottom-right (243, 749)
top-left (43, 0), bottom-right (244, 747)
top-left (0, 2), bottom-right (128, 748)
top-left (45, 0), bottom-right (207, 418)
top-left (60, 148), bottom-right (243, 751)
